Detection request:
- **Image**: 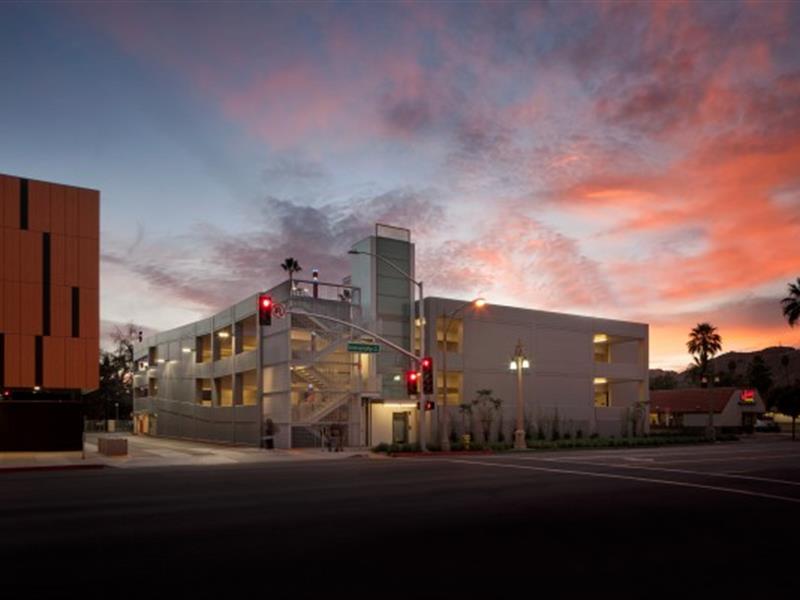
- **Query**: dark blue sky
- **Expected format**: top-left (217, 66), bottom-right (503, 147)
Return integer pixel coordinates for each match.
top-left (2, 1), bottom-right (799, 368)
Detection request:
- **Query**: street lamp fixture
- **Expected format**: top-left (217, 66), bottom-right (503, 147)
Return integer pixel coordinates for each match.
top-left (510, 340), bottom-right (530, 450)
top-left (440, 297), bottom-right (487, 451)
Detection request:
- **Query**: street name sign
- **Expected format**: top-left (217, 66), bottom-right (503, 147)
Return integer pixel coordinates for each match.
top-left (347, 342), bottom-right (381, 353)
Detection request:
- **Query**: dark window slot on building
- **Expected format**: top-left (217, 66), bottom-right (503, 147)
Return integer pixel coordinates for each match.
top-left (20, 178), bottom-right (29, 230)
top-left (35, 336), bottom-right (43, 387)
top-left (72, 287), bottom-right (80, 338)
top-left (43, 233), bottom-right (51, 336)
top-left (0, 333), bottom-right (5, 389)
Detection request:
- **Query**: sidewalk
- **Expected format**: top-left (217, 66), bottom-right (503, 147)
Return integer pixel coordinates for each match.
top-left (0, 433), bottom-right (372, 472)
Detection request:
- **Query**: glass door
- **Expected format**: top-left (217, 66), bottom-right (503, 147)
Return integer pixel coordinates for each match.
top-left (392, 412), bottom-right (409, 444)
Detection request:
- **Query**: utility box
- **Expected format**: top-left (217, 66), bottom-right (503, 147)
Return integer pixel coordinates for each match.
top-left (98, 437), bottom-right (128, 456)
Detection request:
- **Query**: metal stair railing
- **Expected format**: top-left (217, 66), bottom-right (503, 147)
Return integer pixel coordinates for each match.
top-left (294, 391), bottom-right (353, 423)
top-left (293, 335), bottom-right (352, 363)
top-left (292, 365), bottom-right (345, 391)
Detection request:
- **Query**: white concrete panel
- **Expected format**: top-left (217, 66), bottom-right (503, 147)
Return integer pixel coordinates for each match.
top-left (594, 362), bottom-right (645, 381)
top-left (534, 327), bottom-right (592, 374)
top-left (263, 365), bottom-right (289, 393)
top-left (234, 294), bottom-right (258, 320)
top-left (464, 320), bottom-right (534, 372)
top-left (234, 350), bottom-right (258, 372)
top-left (533, 373), bottom-right (593, 411)
top-left (263, 392), bottom-right (291, 422)
top-left (213, 356), bottom-right (233, 378)
top-left (610, 381), bottom-right (640, 408)
top-left (612, 340), bottom-right (641, 364)
top-left (263, 340), bottom-right (288, 364)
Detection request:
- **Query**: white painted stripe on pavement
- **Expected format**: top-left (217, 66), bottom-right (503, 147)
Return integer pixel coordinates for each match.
top-left (447, 459), bottom-right (800, 505)
top-left (540, 452), bottom-right (800, 466)
top-left (529, 458), bottom-right (800, 487)
top-left (545, 446), bottom-right (796, 462)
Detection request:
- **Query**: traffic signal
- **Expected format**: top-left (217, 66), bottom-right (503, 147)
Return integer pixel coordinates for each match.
top-left (405, 370), bottom-right (419, 395)
top-left (421, 356), bottom-right (434, 394)
top-left (424, 399), bottom-right (435, 411)
top-left (258, 294), bottom-right (273, 326)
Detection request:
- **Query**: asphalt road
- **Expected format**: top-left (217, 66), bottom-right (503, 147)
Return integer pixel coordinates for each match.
top-left (3, 438), bottom-right (799, 598)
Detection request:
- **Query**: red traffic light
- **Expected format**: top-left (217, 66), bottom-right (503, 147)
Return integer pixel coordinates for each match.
top-left (258, 294), bottom-right (273, 326)
top-left (405, 370), bottom-right (419, 395)
top-left (421, 356), bottom-right (433, 394)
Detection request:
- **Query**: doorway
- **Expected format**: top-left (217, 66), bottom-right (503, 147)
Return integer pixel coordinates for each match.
top-left (392, 412), bottom-right (409, 444)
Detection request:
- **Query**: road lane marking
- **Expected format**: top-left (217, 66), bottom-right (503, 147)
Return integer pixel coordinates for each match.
top-left (543, 446), bottom-right (797, 462)
top-left (447, 459), bottom-right (800, 505)
top-left (540, 452), bottom-right (800, 466)
top-left (623, 453), bottom-right (800, 465)
top-left (525, 458), bottom-right (800, 487)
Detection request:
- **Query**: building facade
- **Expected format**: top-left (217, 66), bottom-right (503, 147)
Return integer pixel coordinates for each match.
top-left (133, 225), bottom-right (649, 449)
top-left (650, 387), bottom-right (764, 431)
top-left (419, 298), bottom-right (649, 445)
top-left (0, 173), bottom-right (100, 450)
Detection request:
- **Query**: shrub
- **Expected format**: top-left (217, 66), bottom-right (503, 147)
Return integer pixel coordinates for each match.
top-left (490, 442), bottom-right (512, 452)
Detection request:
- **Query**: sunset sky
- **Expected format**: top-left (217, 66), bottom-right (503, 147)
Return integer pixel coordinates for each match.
top-left (1, 1), bottom-right (799, 370)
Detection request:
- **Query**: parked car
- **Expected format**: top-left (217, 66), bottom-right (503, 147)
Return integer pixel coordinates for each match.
top-left (755, 417), bottom-right (781, 432)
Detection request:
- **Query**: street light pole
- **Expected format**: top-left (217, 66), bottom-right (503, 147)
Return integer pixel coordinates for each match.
top-left (701, 374), bottom-right (720, 440)
top-left (348, 249), bottom-right (427, 450)
top-left (510, 340), bottom-right (530, 450)
top-left (440, 298), bottom-right (486, 451)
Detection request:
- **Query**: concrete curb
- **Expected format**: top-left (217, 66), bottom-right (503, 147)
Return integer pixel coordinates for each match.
top-left (0, 464), bottom-right (106, 474)
top-left (386, 450), bottom-right (494, 458)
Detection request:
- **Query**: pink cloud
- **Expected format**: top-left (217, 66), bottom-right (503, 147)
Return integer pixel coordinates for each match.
top-left (78, 1), bottom-right (800, 367)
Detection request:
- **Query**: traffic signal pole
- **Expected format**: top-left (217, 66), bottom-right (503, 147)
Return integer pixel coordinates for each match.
top-left (418, 281), bottom-right (427, 451)
top-left (347, 249), bottom-right (427, 451)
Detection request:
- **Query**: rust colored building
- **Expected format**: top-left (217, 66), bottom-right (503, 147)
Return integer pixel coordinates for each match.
top-left (0, 173), bottom-right (99, 450)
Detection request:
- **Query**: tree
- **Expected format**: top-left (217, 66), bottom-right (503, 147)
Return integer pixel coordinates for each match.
top-left (472, 389), bottom-right (502, 443)
top-left (281, 257), bottom-right (302, 291)
top-left (746, 356), bottom-right (774, 399)
top-left (771, 385), bottom-right (800, 441)
top-left (727, 360), bottom-right (740, 386)
top-left (781, 278), bottom-right (800, 327)
top-left (650, 372), bottom-right (678, 390)
top-left (458, 402), bottom-right (473, 439)
top-left (780, 354), bottom-right (791, 386)
top-left (85, 323), bottom-right (142, 422)
top-left (686, 323), bottom-right (723, 386)
top-left (684, 360), bottom-right (703, 385)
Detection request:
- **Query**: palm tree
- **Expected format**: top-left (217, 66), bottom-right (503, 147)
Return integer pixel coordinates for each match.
top-left (686, 323), bottom-right (723, 386)
top-left (782, 278), bottom-right (800, 327)
top-left (281, 257), bottom-right (302, 291)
